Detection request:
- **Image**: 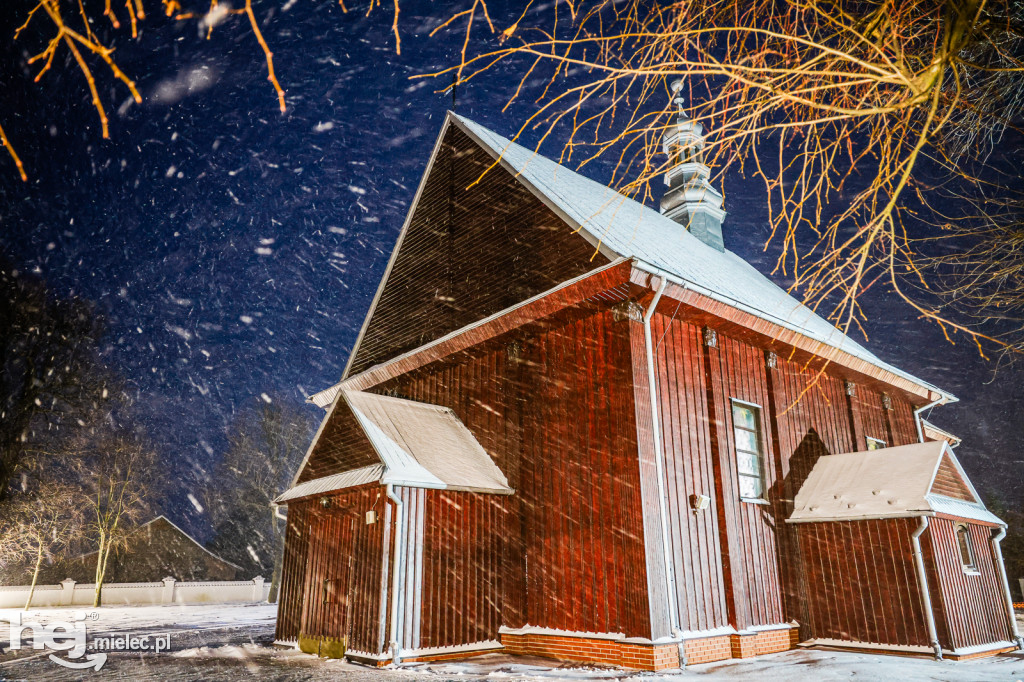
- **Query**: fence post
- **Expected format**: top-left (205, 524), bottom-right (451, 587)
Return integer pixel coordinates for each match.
top-left (252, 576), bottom-right (265, 603)
top-left (161, 577), bottom-right (177, 604)
top-left (60, 579), bottom-right (76, 606)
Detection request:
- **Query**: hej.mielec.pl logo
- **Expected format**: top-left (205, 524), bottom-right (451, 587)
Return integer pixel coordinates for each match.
top-left (2, 610), bottom-right (171, 671)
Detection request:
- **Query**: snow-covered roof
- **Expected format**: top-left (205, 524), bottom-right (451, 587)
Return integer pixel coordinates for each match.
top-left (345, 391), bottom-right (512, 495)
top-left (279, 392), bottom-right (512, 502)
top-left (788, 441), bottom-right (1002, 525)
top-left (451, 114), bottom-right (951, 402)
top-left (275, 464), bottom-right (385, 503)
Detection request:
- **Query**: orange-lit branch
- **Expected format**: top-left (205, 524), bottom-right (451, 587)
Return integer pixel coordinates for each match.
top-left (0, 122), bottom-right (27, 182)
top-left (245, 0), bottom-right (286, 113)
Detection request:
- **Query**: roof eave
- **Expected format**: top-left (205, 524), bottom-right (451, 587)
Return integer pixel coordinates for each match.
top-left (630, 260), bottom-right (956, 404)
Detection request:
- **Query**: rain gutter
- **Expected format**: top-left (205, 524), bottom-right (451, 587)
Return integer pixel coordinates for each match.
top-left (641, 276), bottom-right (686, 666)
top-left (991, 526), bottom-right (1024, 650)
top-left (914, 395), bottom-right (949, 443)
top-left (910, 516), bottom-right (943, 659)
top-left (385, 483), bottom-right (406, 664)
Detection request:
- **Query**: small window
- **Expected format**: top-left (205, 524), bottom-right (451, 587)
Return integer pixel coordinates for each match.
top-left (956, 524), bottom-right (977, 572)
top-left (866, 437), bottom-right (886, 451)
top-left (731, 401), bottom-right (766, 501)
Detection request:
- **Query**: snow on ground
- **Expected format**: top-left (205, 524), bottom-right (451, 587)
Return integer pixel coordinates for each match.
top-left (0, 604), bottom-right (1022, 681)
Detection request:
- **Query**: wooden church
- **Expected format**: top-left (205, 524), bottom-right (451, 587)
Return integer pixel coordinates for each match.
top-left (273, 102), bottom-right (1022, 668)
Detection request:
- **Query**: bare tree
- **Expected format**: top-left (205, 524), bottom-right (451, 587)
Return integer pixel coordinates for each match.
top-left (204, 399), bottom-right (312, 597)
top-left (417, 0), bottom-right (1024, 352)
top-left (0, 480), bottom-right (83, 608)
top-left (75, 433), bottom-right (159, 607)
top-left (4, 2), bottom-right (1023, 348)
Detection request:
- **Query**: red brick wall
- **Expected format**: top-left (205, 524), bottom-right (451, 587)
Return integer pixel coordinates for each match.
top-left (683, 635), bottom-right (732, 664)
top-left (501, 633), bottom-right (678, 671)
top-left (500, 628), bottom-right (799, 669)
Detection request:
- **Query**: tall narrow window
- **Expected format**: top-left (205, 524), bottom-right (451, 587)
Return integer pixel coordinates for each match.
top-left (956, 524), bottom-right (977, 572)
top-left (731, 401), bottom-right (766, 501)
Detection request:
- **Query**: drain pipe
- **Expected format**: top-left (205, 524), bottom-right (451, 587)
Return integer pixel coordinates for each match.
top-left (911, 516), bottom-right (943, 660)
top-left (991, 526), bottom-right (1024, 650)
top-left (641, 276), bottom-right (687, 666)
top-left (385, 483), bottom-right (406, 664)
top-left (914, 394), bottom-right (945, 443)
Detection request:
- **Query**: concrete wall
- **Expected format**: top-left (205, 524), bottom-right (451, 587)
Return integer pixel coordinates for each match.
top-left (0, 576), bottom-right (269, 608)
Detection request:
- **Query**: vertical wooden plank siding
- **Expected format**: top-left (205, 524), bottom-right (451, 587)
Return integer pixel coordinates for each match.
top-left (630, 314), bottom-right (673, 639)
top-left (398, 486), bottom-right (426, 651)
top-left (275, 501), bottom-right (310, 642)
top-left (795, 518), bottom-right (931, 646)
top-left (275, 486), bottom-right (388, 655)
top-left (926, 518), bottom-right (1013, 650)
top-left (649, 313), bottom-right (728, 633)
top-left (376, 306), bottom-right (652, 639)
top-left (348, 125), bottom-right (606, 376)
top-left (415, 489), bottom-right (511, 648)
top-left (711, 333), bottom-right (785, 628)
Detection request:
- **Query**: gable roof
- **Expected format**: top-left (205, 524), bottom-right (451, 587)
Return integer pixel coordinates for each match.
top-left (788, 441), bottom-right (1001, 525)
top-left (450, 114), bottom-right (952, 403)
top-left (281, 391), bottom-right (513, 501)
top-left (346, 391), bottom-right (512, 494)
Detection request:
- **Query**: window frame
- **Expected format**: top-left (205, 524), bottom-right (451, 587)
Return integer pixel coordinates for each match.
top-left (866, 436), bottom-right (887, 451)
top-left (955, 523), bottom-right (979, 574)
top-left (730, 398), bottom-right (768, 503)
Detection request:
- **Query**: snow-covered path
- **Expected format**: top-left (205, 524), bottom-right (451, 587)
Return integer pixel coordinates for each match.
top-left (1, 604), bottom-right (1022, 681)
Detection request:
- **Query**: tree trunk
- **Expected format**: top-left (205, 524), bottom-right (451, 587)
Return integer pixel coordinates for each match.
top-left (93, 533), bottom-right (108, 608)
top-left (24, 542), bottom-right (43, 610)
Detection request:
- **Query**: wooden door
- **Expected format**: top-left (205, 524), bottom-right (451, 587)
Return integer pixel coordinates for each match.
top-left (299, 508), bottom-right (356, 657)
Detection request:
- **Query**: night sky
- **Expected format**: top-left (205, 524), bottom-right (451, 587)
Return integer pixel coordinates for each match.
top-left (1, 0), bottom-right (1020, 538)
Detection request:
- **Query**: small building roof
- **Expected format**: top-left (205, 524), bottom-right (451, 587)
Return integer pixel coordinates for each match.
top-left (275, 464), bottom-right (385, 503)
top-left (788, 441), bottom-right (1002, 526)
top-left (277, 392), bottom-right (512, 503)
top-left (345, 391), bottom-right (512, 495)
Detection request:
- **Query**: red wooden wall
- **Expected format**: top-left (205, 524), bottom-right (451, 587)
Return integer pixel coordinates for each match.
top-left (521, 309), bottom-right (651, 637)
top-left (648, 313), bottom-right (729, 633)
top-left (647, 308), bottom-right (926, 633)
top-left (794, 518), bottom-right (932, 646)
top-left (376, 306), bottom-right (653, 639)
top-left (416, 489), bottom-right (512, 649)
top-left (927, 518), bottom-right (1013, 650)
top-left (274, 486), bottom-right (389, 655)
top-left (275, 500), bottom-right (310, 643)
top-left (280, 283), bottom-right (943, 653)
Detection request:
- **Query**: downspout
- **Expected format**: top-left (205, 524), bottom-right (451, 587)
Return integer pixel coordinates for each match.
top-left (385, 483), bottom-right (406, 664)
top-left (990, 526), bottom-right (1024, 650)
top-left (642, 276), bottom-right (687, 666)
top-left (911, 516), bottom-right (943, 659)
top-left (914, 394), bottom-right (945, 443)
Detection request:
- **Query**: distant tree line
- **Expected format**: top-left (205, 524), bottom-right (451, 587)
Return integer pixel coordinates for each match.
top-left (0, 256), bottom-right (159, 607)
top-left (0, 255), bottom-right (312, 606)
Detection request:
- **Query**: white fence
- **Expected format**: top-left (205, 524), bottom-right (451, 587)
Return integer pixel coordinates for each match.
top-left (0, 576), bottom-right (269, 608)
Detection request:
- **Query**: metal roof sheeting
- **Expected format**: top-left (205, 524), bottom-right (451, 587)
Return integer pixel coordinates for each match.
top-left (345, 391), bottom-right (513, 495)
top-left (452, 114), bottom-right (950, 402)
top-left (275, 464), bottom-right (385, 503)
top-left (788, 441), bottom-right (1002, 524)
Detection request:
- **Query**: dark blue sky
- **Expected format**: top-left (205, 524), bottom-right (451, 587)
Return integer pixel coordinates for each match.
top-left (1, 0), bottom-right (1019, 536)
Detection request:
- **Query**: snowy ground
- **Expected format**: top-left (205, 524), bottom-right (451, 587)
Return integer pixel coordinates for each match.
top-left (0, 603), bottom-right (1022, 681)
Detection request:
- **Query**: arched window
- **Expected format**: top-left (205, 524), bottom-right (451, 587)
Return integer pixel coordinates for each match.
top-left (956, 523), bottom-right (977, 572)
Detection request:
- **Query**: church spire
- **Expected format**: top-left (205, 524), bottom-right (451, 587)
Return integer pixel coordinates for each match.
top-left (659, 80), bottom-right (726, 252)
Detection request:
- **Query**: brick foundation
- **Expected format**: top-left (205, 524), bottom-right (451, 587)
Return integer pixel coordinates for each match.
top-left (501, 626), bottom-right (800, 670)
top-left (501, 632), bottom-right (679, 671)
top-left (683, 634), bottom-right (733, 664)
top-left (946, 645), bottom-right (1018, 661)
